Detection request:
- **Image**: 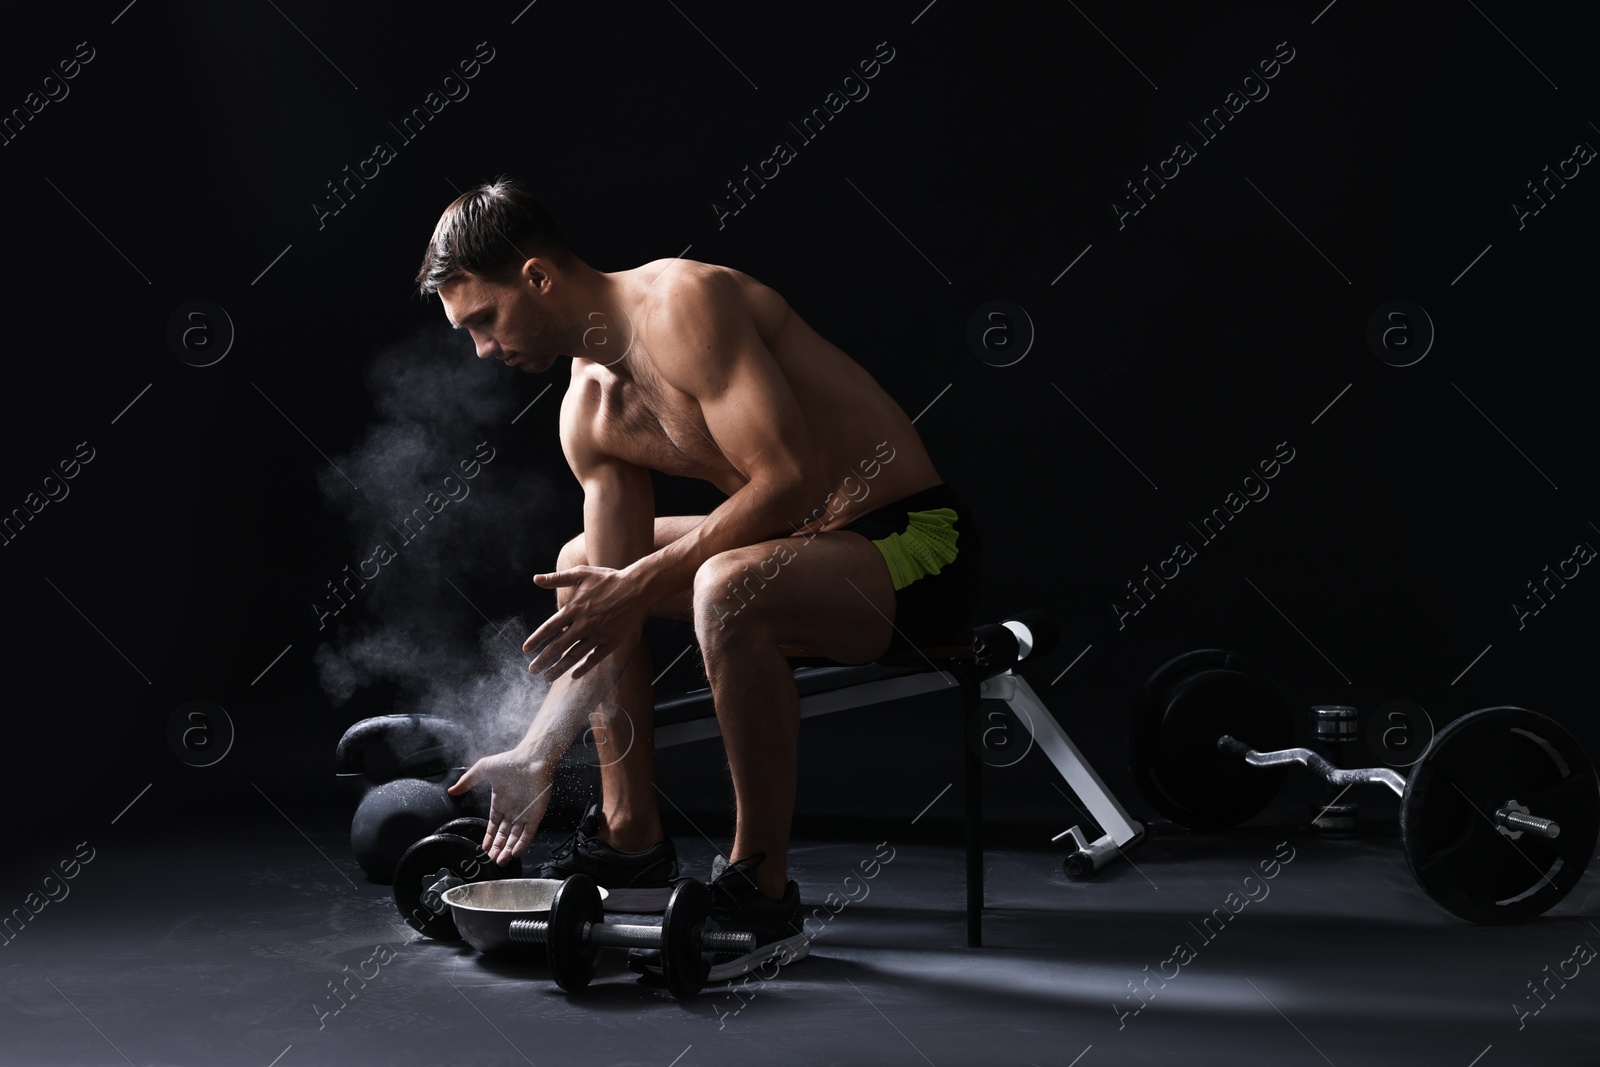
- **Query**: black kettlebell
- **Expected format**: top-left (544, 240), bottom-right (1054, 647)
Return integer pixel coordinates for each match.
top-left (350, 774), bottom-right (469, 883)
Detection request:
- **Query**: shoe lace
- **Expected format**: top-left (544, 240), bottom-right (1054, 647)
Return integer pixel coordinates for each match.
top-left (546, 828), bottom-right (581, 864)
top-left (710, 852), bottom-right (767, 907)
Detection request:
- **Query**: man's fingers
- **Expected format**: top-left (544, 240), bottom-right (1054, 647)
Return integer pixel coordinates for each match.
top-left (529, 632), bottom-right (582, 676)
top-left (480, 779), bottom-right (551, 863)
top-left (525, 624), bottom-right (577, 665)
top-left (447, 764), bottom-right (478, 795)
top-left (483, 808), bottom-right (506, 854)
top-left (542, 640), bottom-right (596, 682)
top-left (523, 612), bottom-right (568, 655)
top-left (533, 567), bottom-right (591, 588)
top-left (505, 822), bottom-right (534, 861)
top-left (570, 644), bottom-right (609, 680)
top-left (495, 821), bottom-right (527, 865)
top-left (488, 821), bottom-right (507, 863)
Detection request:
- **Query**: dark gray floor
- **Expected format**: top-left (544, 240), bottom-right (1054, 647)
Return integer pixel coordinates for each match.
top-left (4, 820), bottom-right (1598, 1066)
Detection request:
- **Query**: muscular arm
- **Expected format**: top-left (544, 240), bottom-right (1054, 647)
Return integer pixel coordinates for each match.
top-left (514, 383), bottom-right (655, 765)
top-left (450, 381), bottom-right (658, 864)
top-left (625, 272), bottom-right (823, 607)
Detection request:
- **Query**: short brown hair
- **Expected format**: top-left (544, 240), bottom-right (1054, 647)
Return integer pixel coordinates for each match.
top-left (415, 177), bottom-right (578, 296)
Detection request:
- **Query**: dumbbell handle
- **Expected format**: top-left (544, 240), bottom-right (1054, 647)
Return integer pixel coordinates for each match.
top-left (507, 918), bottom-right (756, 953)
top-left (424, 874), bottom-right (464, 915)
top-left (1217, 735), bottom-right (1408, 798)
top-left (1496, 807), bottom-right (1561, 840)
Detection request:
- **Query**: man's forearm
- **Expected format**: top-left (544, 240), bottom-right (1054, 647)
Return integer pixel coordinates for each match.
top-left (625, 478), bottom-right (810, 606)
top-left (515, 628), bottom-right (643, 764)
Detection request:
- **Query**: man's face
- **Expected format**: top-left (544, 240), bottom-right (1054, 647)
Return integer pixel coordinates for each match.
top-left (439, 269), bottom-right (561, 373)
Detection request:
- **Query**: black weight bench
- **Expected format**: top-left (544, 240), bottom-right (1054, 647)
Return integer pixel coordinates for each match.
top-left (651, 610), bottom-right (1145, 947)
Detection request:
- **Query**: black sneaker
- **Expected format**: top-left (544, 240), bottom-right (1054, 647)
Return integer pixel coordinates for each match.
top-left (532, 802), bottom-right (678, 912)
top-left (634, 853), bottom-right (810, 984)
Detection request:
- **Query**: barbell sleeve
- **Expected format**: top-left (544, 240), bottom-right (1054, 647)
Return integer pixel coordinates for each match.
top-left (1495, 807), bottom-right (1561, 840)
top-left (1217, 735), bottom-right (1408, 798)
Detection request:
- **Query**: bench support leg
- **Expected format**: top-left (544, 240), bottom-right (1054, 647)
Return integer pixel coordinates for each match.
top-left (982, 672), bottom-right (1145, 880)
top-left (964, 724), bottom-right (983, 948)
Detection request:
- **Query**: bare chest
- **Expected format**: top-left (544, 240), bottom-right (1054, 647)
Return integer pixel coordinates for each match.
top-left (592, 372), bottom-right (745, 489)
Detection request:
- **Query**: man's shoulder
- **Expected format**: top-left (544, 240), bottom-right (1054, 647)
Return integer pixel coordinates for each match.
top-left (635, 259), bottom-right (761, 318)
top-left (633, 255), bottom-right (719, 287)
top-left (636, 261), bottom-right (783, 367)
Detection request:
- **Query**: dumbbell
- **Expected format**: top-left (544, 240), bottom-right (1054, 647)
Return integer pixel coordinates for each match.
top-left (506, 873), bottom-right (757, 999)
top-left (1131, 649), bottom-right (1599, 924)
top-left (1308, 704), bottom-right (1361, 836)
top-left (392, 817), bottom-right (522, 940)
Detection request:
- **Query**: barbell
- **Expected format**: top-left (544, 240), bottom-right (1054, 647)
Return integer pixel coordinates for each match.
top-left (1131, 649), bottom-right (1599, 923)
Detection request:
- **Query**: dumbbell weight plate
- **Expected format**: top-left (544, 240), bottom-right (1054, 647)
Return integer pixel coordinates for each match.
top-left (436, 818), bottom-right (492, 846)
top-left (1400, 706), bottom-right (1599, 924)
top-left (661, 879), bottom-right (714, 1000)
top-left (1131, 656), bottom-right (1294, 830)
top-left (434, 817), bottom-right (522, 881)
top-left (548, 873), bottom-right (605, 992)
top-left (393, 832), bottom-right (518, 940)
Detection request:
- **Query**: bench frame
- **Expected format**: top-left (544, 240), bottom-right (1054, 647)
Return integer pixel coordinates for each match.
top-left (653, 648), bottom-right (1144, 947)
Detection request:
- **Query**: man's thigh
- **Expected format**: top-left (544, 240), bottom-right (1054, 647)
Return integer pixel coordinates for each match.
top-left (643, 516), bottom-right (705, 622)
top-left (702, 530), bottom-right (896, 665)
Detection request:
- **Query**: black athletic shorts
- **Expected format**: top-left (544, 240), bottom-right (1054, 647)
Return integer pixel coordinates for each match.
top-left (838, 482), bottom-right (983, 656)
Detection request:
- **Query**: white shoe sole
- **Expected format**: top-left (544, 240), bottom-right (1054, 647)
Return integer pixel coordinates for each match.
top-left (706, 932), bottom-right (811, 982)
top-left (633, 932), bottom-right (811, 984)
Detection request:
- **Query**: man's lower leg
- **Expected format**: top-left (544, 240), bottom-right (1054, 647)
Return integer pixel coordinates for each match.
top-left (594, 642), bottom-right (665, 852)
top-left (707, 628), bottom-right (800, 900)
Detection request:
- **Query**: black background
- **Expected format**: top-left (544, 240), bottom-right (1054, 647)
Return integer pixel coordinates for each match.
top-left (2, 0), bottom-right (1594, 856)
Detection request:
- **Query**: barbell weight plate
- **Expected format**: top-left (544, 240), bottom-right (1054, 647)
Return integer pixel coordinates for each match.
top-left (549, 873), bottom-right (605, 992)
top-left (1131, 663), bottom-right (1294, 830)
top-left (661, 879), bottom-right (714, 1000)
top-left (1400, 706), bottom-right (1598, 924)
top-left (1131, 652), bottom-right (1272, 806)
top-left (392, 832), bottom-right (514, 940)
top-left (1132, 651), bottom-right (1241, 824)
top-left (1140, 649), bottom-right (1255, 708)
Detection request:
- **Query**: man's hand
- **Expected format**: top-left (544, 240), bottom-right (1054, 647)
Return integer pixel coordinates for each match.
top-left (447, 748), bottom-right (554, 865)
top-left (524, 565), bottom-right (650, 681)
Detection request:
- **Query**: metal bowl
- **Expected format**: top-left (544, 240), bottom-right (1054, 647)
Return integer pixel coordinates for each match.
top-left (441, 878), bottom-right (610, 960)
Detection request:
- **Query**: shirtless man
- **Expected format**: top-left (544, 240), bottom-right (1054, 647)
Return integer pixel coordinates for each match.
top-left (422, 178), bottom-right (982, 976)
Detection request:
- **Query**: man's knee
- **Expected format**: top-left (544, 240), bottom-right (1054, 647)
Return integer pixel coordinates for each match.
top-left (557, 533), bottom-right (586, 570)
top-left (553, 534), bottom-right (586, 606)
top-left (693, 550), bottom-right (764, 639)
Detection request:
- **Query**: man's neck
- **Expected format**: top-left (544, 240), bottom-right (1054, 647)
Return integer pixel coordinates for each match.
top-left (570, 268), bottom-right (640, 376)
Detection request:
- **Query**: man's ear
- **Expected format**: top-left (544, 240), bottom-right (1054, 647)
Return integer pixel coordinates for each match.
top-left (520, 257), bottom-right (554, 289)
